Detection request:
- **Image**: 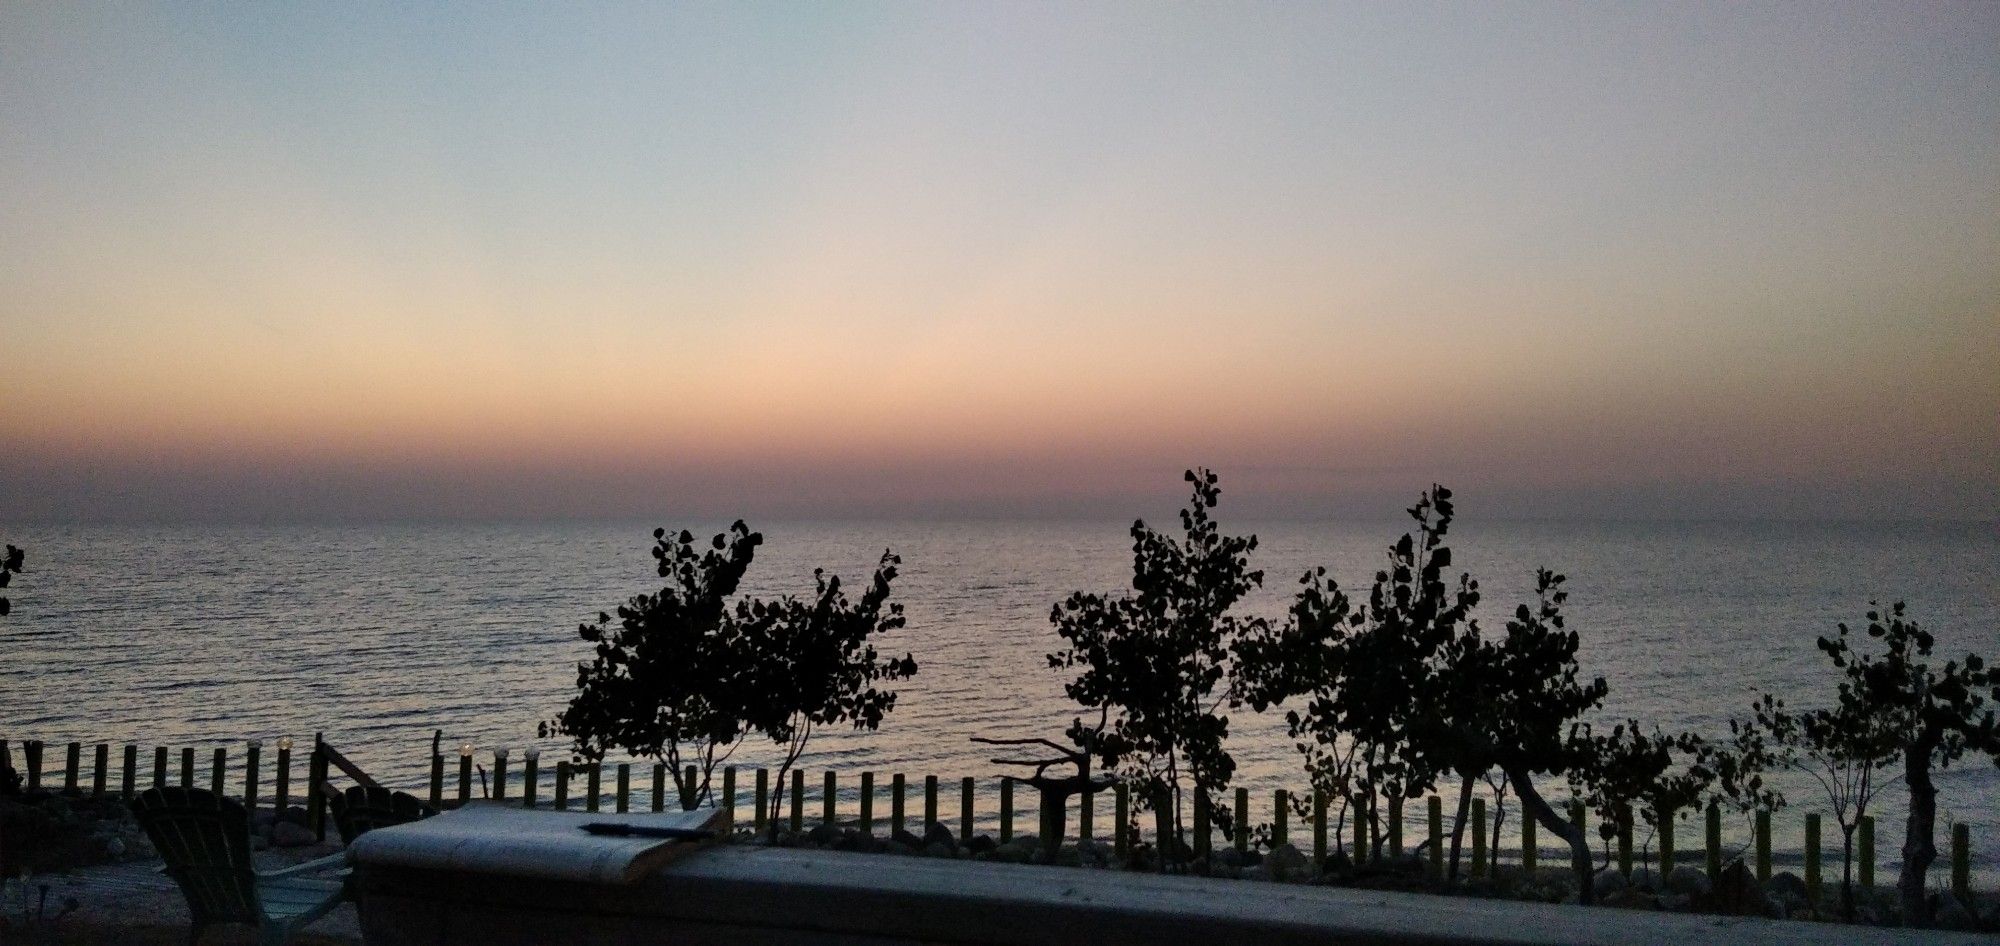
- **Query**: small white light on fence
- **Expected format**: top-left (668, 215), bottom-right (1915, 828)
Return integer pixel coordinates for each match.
top-left (525, 749), bottom-right (541, 763)
top-left (248, 739), bottom-right (262, 750)
top-left (277, 737), bottom-right (293, 752)
top-left (459, 743), bottom-right (475, 758)
top-left (495, 748), bottom-right (509, 761)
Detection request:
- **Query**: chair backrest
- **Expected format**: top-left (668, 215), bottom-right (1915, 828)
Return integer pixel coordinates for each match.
top-left (325, 783), bottom-right (435, 845)
top-left (130, 786), bottom-right (260, 926)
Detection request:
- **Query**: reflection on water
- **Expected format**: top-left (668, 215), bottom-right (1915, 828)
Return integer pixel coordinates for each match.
top-left (3, 518), bottom-right (1996, 876)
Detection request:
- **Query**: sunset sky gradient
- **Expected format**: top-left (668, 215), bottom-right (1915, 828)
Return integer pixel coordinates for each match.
top-left (2, 3), bottom-right (1995, 522)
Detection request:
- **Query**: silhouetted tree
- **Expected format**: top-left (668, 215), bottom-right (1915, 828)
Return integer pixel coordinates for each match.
top-left (0, 544), bottom-right (21, 618)
top-left (1812, 602), bottom-right (1997, 925)
top-left (1048, 469), bottom-right (1264, 868)
top-left (1235, 486), bottom-right (1479, 867)
top-left (733, 553), bottom-right (917, 836)
top-left (1752, 687), bottom-right (1898, 919)
top-left (1472, 570), bottom-right (1608, 902)
top-left (544, 523), bottom-right (764, 809)
top-left (546, 524), bottom-right (918, 831)
top-left (1, 544), bottom-right (22, 794)
top-left (1567, 721), bottom-right (1712, 874)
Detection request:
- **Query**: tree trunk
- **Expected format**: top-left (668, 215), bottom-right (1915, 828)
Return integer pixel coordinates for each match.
top-left (1899, 737), bottom-right (1939, 926)
top-left (1447, 773), bottom-right (1474, 882)
top-left (1039, 790), bottom-right (1069, 864)
top-left (1506, 766), bottom-right (1594, 906)
top-left (1839, 822), bottom-right (1856, 922)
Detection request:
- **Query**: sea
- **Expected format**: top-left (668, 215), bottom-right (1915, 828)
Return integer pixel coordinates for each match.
top-left (2, 517), bottom-right (1995, 880)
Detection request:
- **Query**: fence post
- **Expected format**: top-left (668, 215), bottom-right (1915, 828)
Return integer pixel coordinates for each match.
top-left (1754, 808), bottom-right (1771, 883)
top-left (492, 749), bottom-right (508, 802)
top-left (1154, 784), bottom-right (1173, 867)
top-left (23, 740), bottom-right (41, 792)
top-left (1858, 815), bottom-right (1874, 893)
top-left (153, 746), bottom-right (167, 789)
top-left (522, 750), bottom-right (540, 808)
top-left (823, 771), bottom-right (837, 828)
top-left (859, 772), bottom-right (874, 834)
top-left (458, 746), bottom-right (474, 807)
top-left (789, 769), bottom-right (804, 834)
top-left (1355, 796), bottom-right (1370, 864)
top-left (65, 742), bottom-right (81, 794)
top-left (723, 766), bottom-right (737, 820)
top-left (1389, 796), bottom-right (1404, 858)
top-left (1522, 805), bottom-right (1537, 873)
top-left (1275, 789), bottom-right (1291, 849)
top-left (1952, 823), bottom-right (1969, 902)
top-left (585, 763), bottom-right (601, 813)
top-left (1313, 789), bottom-right (1328, 875)
top-left (1000, 778), bottom-right (1015, 843)
top-left (1706, 802), bottom-right (1722, 880)
top-left (891, 773), bottom-right (906, 836)
top-left (273, 740), bottom-right (291, 816)
top-left (1077, 779), bottom-right (1091, 844)
top-left (961, 777), bottom-right (975, 843)
top-left (121, 744), bottom-right (137, 800)
top-left (305, 736), bottom-right (323, 841)
top-left (1658, 803), bottom-right (1674, 877)
top-left (754, 769), bottom-right (769, 833)
top-left (653, 764), bottom-right (666, 813)
top-left (212, 747), bottom-right (227, 796)
top-left (243, 741), bottom-right (260, 815)
top-left (1617, 806), bottom-right (1632, 878)
top-left (1429, 796), bottom-right (1444, 879)
top-left (554, 760), bottom-right (570, 810)
top-left (93, 743), bottom-right (109, 797)
top-left (1804, 813), bottom-right (1821, 907)
top-left (1192, 789), bottom-right (1211, 863)
top-left (182, 746), bottom-right (195, 789)
top-left (1233, 787), bottom-right (1250, 854)
top-left (1111, 782), bottom-right (1125, 858)
top-left (616, 763), bottom-right (631, 814)
top-left (923, 775), bottom-right (939, 830)
top-left (429, 752), bottom-right (444, 810)
top-left (684, 765), bottom-right (698, 808)
top-left (1471, 797), bottom-right (1487, 877)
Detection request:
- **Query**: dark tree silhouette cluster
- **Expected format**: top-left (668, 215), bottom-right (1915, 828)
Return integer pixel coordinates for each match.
top-left (1047, 469), bottom-right (1264, 862)
top-left (545, 523), bottom-right (916, 831)
top-left (0, 544), bottom-right (22, 617)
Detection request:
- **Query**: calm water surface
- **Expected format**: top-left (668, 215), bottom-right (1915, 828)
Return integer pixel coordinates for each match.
top-left (3, 518), bottom-right (1995, 877)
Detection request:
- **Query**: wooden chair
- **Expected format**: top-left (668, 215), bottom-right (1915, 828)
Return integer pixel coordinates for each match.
top-left (131, 786), bottom-right (347, 946)
top-left (323, 782), bottom-right (436, 845)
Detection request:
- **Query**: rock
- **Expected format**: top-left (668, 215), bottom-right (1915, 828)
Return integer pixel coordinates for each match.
top-left (805, 823), bottom-right (839, 847)
top-left (922, 821), bottom-right (958, 852)
top-left (1766, 871), bottom-right (1809, 910)
top-left (1765, 894), bottom-right (1787, 920)
top-left (1664, 865), bottom-right (1712, 898)
top-left (1628, 868), bottom-right (1659, 892)
top-left (277, 805), bottom-right (309, 827)
top-left (1710, 860), bottom-right (1764, 916)
top-left (830, 829), bottom-right (871, 852)
top-left (1601, 888), bottom-right (1660, 911)
top-left (1240, 864), bottom-right (1268, 881)
top-left (966, 834), bottom-right (997, 856)
top-left (1592, 868), bottom-right (1628, 899)
top-left (1266, 844), bottom-right (1310, 882)
top-left (1933, 893), bottom-right (1976, 931)
top-left (270, 821), bottom-right (316, 848)
top-left (1075, 839), bottom-right (1107, 867)
top-left (890, 828), bottom-right (924, 851)
top-left (1214, 846), bottom-right (1245, 869)
top-left (1659, 893), bottom-right (1692, 912)
top-left (921, 840), bottom-right (957, 859)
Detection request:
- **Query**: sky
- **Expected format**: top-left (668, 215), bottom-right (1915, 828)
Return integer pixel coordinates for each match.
top-left (1, 2), bottom-right (1995, 523)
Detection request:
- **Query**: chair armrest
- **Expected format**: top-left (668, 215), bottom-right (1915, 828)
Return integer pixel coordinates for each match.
top-left (258, 851), bottom-right (351, 879)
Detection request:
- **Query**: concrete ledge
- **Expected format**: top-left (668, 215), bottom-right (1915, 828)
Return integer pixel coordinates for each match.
top-left (357, 845), bottom-right (1986, 946)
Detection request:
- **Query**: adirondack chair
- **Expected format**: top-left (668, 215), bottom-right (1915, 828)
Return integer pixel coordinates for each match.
top-left (131, 786), bottom-right (348, 946)
top-left (323, 781), bottom-right (436, 845)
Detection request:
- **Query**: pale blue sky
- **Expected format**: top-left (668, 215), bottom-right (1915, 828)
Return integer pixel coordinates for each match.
top-left (1, 3), bottom-right (1994, 521)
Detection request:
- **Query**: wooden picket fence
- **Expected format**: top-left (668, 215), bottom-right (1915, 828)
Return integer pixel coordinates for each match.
top-left (0, 735), bottom-right (1980, 904)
